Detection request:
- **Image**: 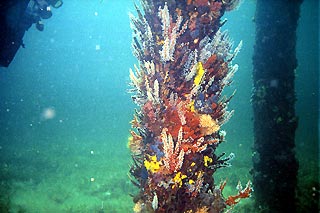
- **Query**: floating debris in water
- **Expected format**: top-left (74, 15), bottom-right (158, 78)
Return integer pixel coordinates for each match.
top-left (41, 107), bottom-right (56, 120)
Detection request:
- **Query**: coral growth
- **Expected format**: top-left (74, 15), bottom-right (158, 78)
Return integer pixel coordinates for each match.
top-left (128, 0), bottom-right (251, 212)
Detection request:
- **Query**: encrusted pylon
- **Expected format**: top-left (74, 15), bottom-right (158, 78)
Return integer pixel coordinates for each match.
top-left (127, 1), bottom-right (252, 212)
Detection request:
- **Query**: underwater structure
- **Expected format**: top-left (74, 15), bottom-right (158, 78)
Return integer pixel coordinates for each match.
top-left (0, 0), bottom-right (63, 67)
top-left (251, 0), bottom-right (302, 212)
top-left (127, 0), bottom-right (252, 212)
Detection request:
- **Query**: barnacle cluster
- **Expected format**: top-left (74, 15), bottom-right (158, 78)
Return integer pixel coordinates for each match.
top-left (128, 0), bottom-right (251, 212)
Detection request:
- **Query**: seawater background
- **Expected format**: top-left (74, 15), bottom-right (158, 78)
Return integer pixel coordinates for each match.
top-left (0, 0), bottom-right (318, 212)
